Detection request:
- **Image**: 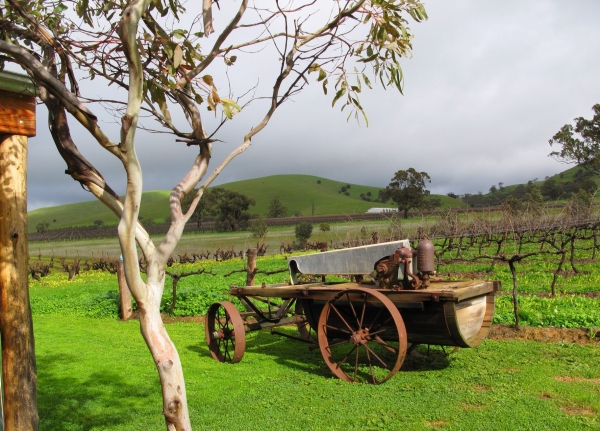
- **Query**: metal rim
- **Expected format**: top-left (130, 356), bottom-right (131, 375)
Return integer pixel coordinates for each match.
top-left (205, 301), bottom-right (246, 363)
top-left (317, 288), bottom-right (407, 384)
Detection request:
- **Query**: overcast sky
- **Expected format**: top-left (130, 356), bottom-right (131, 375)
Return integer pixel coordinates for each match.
top-left (26, 0), bottom-right (600, 210)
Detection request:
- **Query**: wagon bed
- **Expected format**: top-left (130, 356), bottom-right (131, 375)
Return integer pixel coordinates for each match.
top-left (205, 240), bottom-right (501, 384)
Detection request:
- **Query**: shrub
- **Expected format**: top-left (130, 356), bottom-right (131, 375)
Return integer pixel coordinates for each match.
top-left (251, 217), bottom-right (268, 238)
top-left (295, 222), bottom-right (313, 246)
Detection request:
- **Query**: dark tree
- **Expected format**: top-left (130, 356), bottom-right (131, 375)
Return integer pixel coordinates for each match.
top-left (512, 184), bottom-right (526, 199)
top-left (36, 221), bottom-right (49, 233)
top-left (383, 168), bottom-right (431, 218)
top-left (549, 104), bottom-right (600, 174)
top-left (182, 188), bottom-right (228, 228)
top-left (215, 191), bottom-right (256, 232)
top-left (267, 196), bottom-right (287, 218)
top-left (541, 178), bottom-right (561, 200)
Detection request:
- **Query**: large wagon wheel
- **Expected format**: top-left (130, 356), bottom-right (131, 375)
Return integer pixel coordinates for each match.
top-left (318, 288), bottom-right (407, 384)
top-left (205, 301), bottom-right (246, 363)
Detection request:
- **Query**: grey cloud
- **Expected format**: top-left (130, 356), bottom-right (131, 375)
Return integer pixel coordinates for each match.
top-left (26, 0), bottom-right (600, 210)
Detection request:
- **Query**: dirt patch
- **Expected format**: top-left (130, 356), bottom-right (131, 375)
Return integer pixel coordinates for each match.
top-left (561, 406), bottom-right (596, 416)
top-left (473, 385), bottom-right (491, 391)
top-left (489, 325), bottom-right (599, 345)
top-left (462, 404), bottom-right (484, 410)
top-left (555, 376), bottom-right (600, 384)
top-left (161, 315), bottom-right (205, 324)
top-left (426, 421), bottom-right (448, 428)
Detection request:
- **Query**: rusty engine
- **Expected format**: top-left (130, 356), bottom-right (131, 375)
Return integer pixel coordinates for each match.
top-left (374, 237), bottom-right (435, 290)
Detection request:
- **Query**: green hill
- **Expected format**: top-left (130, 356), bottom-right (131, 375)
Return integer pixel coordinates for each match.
top-left (28, 174), bottom-right (465, 233)
top-left (28, 191), bottom-right (172, 233)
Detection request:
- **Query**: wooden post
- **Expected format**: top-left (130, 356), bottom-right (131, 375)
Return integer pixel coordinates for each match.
top-left (372, 232), bottom-right (380, 244)
top-left (246, 248), bottom-right (257, 286)
top-left (0, 70), bottom-right (38, 430)
top-left (117, 260), bottom-right (133, 320)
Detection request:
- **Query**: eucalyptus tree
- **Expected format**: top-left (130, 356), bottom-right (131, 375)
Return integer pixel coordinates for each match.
top-left (0, 0), bottom-right (427, 429)
top-left (549, 104), bottom-right (600, 175)
top-left (383, 168), bottom-right (431, 218)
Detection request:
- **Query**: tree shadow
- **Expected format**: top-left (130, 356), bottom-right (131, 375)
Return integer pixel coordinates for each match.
top-left (37, 353), bottom-right (159, 430)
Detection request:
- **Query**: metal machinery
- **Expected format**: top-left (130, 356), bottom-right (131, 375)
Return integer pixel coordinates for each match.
top-left (205, 239), bottom-right (501, 384)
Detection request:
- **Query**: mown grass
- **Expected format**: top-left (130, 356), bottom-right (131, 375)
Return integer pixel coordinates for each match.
top-left (30, 251), bottom-right (600, 429)
top-left (34, 315), bottom-right (600, 431)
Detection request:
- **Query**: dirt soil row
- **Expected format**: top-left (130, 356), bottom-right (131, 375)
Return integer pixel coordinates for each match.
top-left (489, 324), bottom-right (599, 345)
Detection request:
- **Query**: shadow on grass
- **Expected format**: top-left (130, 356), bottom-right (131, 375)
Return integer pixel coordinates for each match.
top-left (187, 328), bottom-right (451, 381)
top-left (37, 353), bottom-right (157, 431)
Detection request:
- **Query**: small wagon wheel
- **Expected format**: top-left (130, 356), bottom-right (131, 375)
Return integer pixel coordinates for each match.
top-left (295, 299), bottom-right (316, 342)
top-left (205, 301), bottom-right (246, 363)
top-left (318, 288), bottom-right (407, 384)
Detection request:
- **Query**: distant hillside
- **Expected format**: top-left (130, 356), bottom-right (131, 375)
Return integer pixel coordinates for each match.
top-left (27, 174), bottom-right (465, 233)
top-left (455, 165), bottom-right (600, 209)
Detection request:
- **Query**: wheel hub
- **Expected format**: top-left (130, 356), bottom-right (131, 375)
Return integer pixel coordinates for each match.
top-left (350, 328), bottom-right (370, 345)
top-left (214, 328), bottom-right (233, 340)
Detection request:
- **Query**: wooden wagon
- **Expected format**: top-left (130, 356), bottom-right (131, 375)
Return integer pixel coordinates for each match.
top-left (205, 240), bottom-right (501, 384)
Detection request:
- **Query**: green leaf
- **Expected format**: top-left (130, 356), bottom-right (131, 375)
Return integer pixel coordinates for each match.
top-left (172, 29), bottom-right (187, 39)
top-left (223, 103), bottom-right (232, 119)
top-left (358, 53), bottom-right (379, 63)
top-left (362, 73), bottom-right (372, 89)
top-left (317, 69), bottom-right (327, 82)
top-left (221, 98), bottom-right (241, 112)
top-left (332, 88), bottom-right (346, 107)
top-left (163, 42), bottom-right (174, 60)
top-left (54, 4), bottom-right (68, 14)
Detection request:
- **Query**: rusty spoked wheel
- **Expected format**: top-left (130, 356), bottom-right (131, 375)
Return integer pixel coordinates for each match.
top-left (318, 288), bottom-right (407, 384)
top-left (205, 301), bottom-right (246, 363)
top-left (295, 299), bottom-right (316, 342)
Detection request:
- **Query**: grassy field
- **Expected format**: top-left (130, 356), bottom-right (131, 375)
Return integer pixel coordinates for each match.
top-left (28, 217), bottom-right (428, 259)
top-left (27, 174), bottom-right (464, 232)
top-left (28, 251), bottom-right (600, 430)
top-left (34, 315), bottom-right (600, 431)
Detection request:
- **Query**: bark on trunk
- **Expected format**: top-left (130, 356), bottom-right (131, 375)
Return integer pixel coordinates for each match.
top-left (0, 134), bottom-right (39, 430)
top-left (508, 260), bottom-right (519, 329)
top-left (117, 261), bottom-right (132, 320)
top-left (138, 301), bottom-right (190, 430)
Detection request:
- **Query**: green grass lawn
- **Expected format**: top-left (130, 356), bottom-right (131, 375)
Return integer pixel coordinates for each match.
top-left (34, 315), bottom-right (600, 431)
top-left (29, 253), bottom-right (600, 430)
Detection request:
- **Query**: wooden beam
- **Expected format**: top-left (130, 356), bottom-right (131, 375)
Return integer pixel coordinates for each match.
top-left (0, 134), bottom-right (39, 429)
top-left (0, 89), bottom-right (36, 137)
